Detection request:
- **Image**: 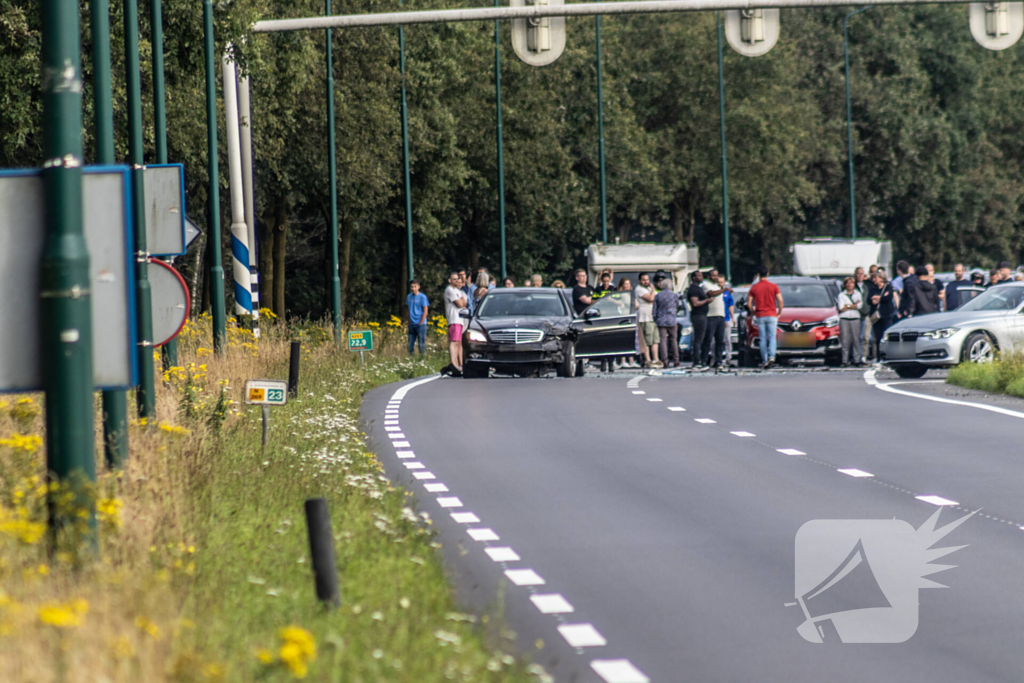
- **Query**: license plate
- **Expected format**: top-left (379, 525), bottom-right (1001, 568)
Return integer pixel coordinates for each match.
top-left (886, 341), bottom-right (917, 360)
top-left (780, 332), bottom-right (816, 348)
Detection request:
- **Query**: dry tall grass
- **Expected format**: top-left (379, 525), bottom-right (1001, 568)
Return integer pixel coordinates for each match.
top-left (0, 311), bottom-right (507, 682)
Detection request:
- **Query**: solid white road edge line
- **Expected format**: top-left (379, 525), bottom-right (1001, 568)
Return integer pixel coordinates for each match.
top-left (864, 368), bottom-right (1024, 419)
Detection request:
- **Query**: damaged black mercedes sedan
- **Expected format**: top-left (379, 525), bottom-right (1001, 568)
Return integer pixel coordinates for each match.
top-left (461, 287), bottom-right (580, 378)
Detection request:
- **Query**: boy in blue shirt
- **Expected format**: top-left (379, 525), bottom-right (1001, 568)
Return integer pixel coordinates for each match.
top-left (405, 280), bottom-right (430, 354)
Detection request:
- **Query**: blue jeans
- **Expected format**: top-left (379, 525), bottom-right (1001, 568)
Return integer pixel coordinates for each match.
top-left (756, 316), bottom-right (778, 364)
top-left (408, 323), bottom-right (426, 354)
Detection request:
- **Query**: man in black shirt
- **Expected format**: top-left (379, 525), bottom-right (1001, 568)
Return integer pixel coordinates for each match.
top-left (686, 271), bottom-right (712, 368)
top-left (572, 269), bottom-right (595, 316)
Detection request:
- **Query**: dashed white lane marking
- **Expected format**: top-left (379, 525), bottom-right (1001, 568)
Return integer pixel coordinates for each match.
top-left (437, 496), bottom-right (463, 508)
top-left (558, 623), bottom-right (607, 648)
top-left (484, 547), bottom-right (520, 562)
top-left (864, 369), bottom-right (1024, 419)
top-left (404, 462), bottom-right (425, 470)
top-left (730, 431), bottom-right (755, 438)
top-left (393, 441), bottom-right (411, 448)
top-left (667, 406), bottom-right (686, 412)
top-left (388, 432), bottom-right (406, 439)
top-left (631, 390), bottom-right (646, 395)
top-left (396, 450), bottom-right (415, 459)
top-left (626, 377), bottom-right (644, 389)
top-left (467, 528), bottom-right (500, 542)
top-left (646, 398), bottom-right (663, 402)
top-left (916, 495), bottom-right (959, 506)
top-left (777, 448), bottom-right (805, 456)
top-left (385, 409), bottom-right (399, 414)
top-left (424, 483), bottom-right (448, 492)
top-left (450, 512), bottom-right (480, 523)
top-left (505, 568), bottom-right (545, 586)
top-left (412, 471), bottom-right (435, 480)
top-left (530, 593), bottom-right (574, 614)
top-left (384, 419), bottom-right (399, 424)
top-left (838, 468), bottom-right (874, 478)
top-left (591, 659), bottom-right (651, 683)
top-left (695, 418), bottom-right (716, 424)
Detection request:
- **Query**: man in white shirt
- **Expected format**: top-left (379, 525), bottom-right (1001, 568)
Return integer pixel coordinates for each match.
top-left (837, 277), bottom-right (863, 367)
top-left (702, 269), bottom-right (727, 369)
top-left (444, 271), bottom-right (468, 376)
top-left (635, 272), bottom-right (659, 367)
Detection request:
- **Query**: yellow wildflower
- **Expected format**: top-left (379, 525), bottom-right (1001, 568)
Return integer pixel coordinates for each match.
top-left (111, 635), bottom-right (135, 661)
top-left (38, 599), bottom-right (88, 628)
top-left (277, 625), bottom-right (316, 679)
top-left (97, 498), bottom-right (123, 528)
top-left (0, 433), bottom-right (43, 453)
top-left (254, 648), bottom-right (274, 664)
top-left (135, 616), bottom-right (162, 640)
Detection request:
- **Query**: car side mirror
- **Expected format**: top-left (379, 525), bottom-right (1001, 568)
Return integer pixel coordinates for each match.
top-left (458, 309), bottom-right (470, 318)
top-left (583, 308), bottom-right (601, 319)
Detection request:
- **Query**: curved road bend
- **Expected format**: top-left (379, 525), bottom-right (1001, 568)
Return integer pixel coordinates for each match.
top-left (362, 371), bottom-right (1024, 683)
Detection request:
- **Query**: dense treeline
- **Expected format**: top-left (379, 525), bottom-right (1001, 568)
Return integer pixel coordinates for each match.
top-left (2, 0), bottom-right (1023, 319)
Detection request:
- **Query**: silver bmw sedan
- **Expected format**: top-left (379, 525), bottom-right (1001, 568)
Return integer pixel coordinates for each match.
top-left (879, 283), bottom-right (1024, 378)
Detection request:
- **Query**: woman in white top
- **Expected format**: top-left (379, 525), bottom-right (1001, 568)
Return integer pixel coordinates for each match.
top-left (837, 276), bottom-right (863, 366)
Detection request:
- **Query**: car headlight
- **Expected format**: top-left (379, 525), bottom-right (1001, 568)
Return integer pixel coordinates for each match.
top-left (467, 330), bottom-right (488, 343)
top-left (920, 327), bottom-right (959, 339)
top-left (824, 316), bottom-right (840, 328)
top-left (681, 326), bottom-right (693, 336)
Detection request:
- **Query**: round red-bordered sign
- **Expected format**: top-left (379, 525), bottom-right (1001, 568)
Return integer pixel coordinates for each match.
top-left (149, 258), bottom-right (191, 347)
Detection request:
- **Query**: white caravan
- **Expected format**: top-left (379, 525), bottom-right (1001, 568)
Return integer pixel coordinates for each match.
top-left (585, 242), bottom-right (700, 292)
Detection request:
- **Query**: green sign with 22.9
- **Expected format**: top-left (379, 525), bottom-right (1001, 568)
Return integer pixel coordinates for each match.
top-left (348, 330), bottom-right (374, 352)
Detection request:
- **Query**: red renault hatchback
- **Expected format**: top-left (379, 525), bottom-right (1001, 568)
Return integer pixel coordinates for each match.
top-left (740, 276), bottom-right (841, 367)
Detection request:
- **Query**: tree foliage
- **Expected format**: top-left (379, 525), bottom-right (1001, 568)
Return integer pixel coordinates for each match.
top-left (2, 1), bottom-right (1023, 317)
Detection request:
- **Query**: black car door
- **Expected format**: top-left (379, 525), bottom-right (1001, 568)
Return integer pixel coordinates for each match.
top-left (575, 291), bottom-right (636, 357)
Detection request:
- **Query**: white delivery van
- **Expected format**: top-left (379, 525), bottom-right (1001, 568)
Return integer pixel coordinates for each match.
top-left (791, 238), bottom-right (892, 278)
top-left (585, 242), bottom-right (700, 293)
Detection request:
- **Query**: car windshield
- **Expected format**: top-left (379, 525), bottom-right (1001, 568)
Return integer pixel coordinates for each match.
top-left (475, 291), bottom-right (566, 318)
top-left (778, 283), bottom-right (834, 308)
top-left (957, 285), bottom-right (1024, 312)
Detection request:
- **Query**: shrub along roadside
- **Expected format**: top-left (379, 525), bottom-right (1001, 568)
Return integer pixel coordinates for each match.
top-left (946, 355), bottom-right (1024, 398)
top-left (0, 316), bottom-right (550, 682)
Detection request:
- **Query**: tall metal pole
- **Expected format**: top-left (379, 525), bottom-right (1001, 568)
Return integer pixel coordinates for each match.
top-left (399, 6), bottom-right (415, 282)
top-left (152, 0), bottom-right (178, 370)
top-left (92, 0), bottom-right (128, 469)
top-left (844, 6), bottom-right (871, 240)
top-left (151, 0), bottom-right (167, 164)
top-left (716, 11), bottom-right (731, 282)
top-left (596, 13), bottom-right (608, 243)
top-left (41, 0), bottom-right (96, 524)
top-left (125, 0), bottom-right (154, 419)
top-left (205, 0), bottom-right (227, 352)
top-left (494, 1), bottom-right (507, 280)
top-left (326, 0), bottom-right (342, 343)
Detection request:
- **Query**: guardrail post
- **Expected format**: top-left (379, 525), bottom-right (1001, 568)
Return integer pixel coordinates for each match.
top-left (288, 340), bottom-right (300, 396)
top-left (304, 498), bottom-right (340, 607)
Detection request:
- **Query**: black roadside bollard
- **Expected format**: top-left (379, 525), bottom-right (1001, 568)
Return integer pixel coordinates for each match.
top-left (288, 340), bottom-right (300, 397)
top-left (304, 497), bottom-right (340, 607)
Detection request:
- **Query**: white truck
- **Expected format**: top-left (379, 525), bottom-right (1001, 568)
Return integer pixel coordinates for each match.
top-left (791, 238), bottom-right (892, 278)
top-left (585, 242), bottom-right (700, 292)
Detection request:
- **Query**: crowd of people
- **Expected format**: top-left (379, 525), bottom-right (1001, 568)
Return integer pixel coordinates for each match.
top-left (405, 259), bottom-right (1023, 377)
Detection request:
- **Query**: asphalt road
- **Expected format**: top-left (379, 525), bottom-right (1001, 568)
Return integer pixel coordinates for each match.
top-left (361, 369), bottom-right (1024, 683)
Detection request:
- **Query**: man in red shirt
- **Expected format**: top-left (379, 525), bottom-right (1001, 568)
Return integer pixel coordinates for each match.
top-left (747, 265), bottom-right (784, 369)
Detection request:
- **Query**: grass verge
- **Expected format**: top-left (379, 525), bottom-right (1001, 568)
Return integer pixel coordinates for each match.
top-left (946, 355), bottom-right (1024, 398)
top-left (0, 313), bottom-right (549, 682)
